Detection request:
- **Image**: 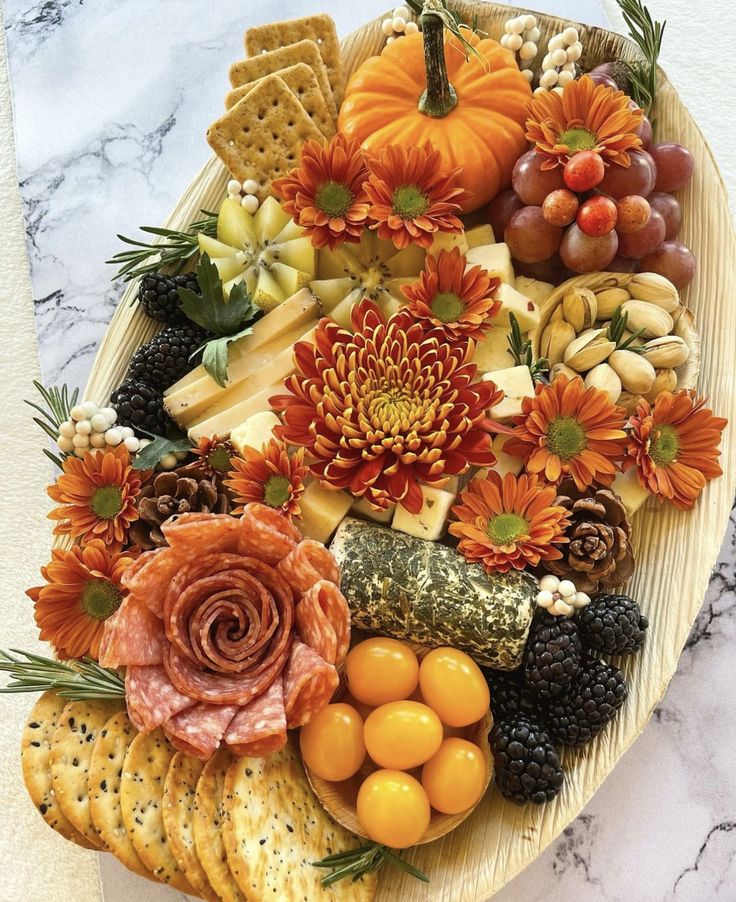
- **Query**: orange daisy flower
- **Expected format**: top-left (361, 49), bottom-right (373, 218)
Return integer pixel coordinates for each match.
top-left (450, 471), bottom-right (570, 574)
top-left (400, 247), bottom-right (501, 343)
top-left (47, 445), bottom-right (145, 548)
top-left (525, 75), bottom-right (643, 169)
top-left (27, 540), bottom-right (135, 660)
top-left (363, 141), bottom-right (468, 250)
top-left (225, 439), bottom-right (307, 517)
top-left (272, 133), bottom-right (370, 250)
top-left (189, 434), bottom-right (234, 478)
top-left (623, 390), bottom-right (727, 510)
top-left (504, 375), bottom-right (627, 492)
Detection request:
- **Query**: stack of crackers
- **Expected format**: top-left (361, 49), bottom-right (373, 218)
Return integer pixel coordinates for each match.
top-left (207, 14), bottom-right (346, 202)
top-left (21, 691), bottom-right (376, 901)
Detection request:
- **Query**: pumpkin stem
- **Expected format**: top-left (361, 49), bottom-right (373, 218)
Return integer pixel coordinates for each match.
top-left (417, 0), bottom-right (458, 119)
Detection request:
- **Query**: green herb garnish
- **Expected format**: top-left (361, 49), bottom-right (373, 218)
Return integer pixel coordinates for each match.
top-left (312, 842), bottom-right (430, 887)
top-left (615, 0), bottom-right (666, 116)
top-left (507, 313), bottom-right (549, 383)
top-left (24, 380), bottom-right (79, 468)
top-left (607, 306), bottom-right (646, 352)
top-left (0, 650), bottom-right (125, 700)
top-left (131, 434), bottom-right (194, 470)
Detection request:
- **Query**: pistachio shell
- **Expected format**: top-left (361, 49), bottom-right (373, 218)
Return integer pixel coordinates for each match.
top-left (540, 320), bottom-right (576, 366)
top-left (608, 349), bottom-right (657, 394)
top-left (551, 362), bottom-right (578, 381)
top-left (642, 335), bottom-right (689, 367)
top-left (644, 368), bottom-right (678, 402)
top-left (620, 300), bottom-right (674, 339)
top-left (584, 363), bottom-right (622, 403)
top-left (618, 390), bottom-right (643, 416)
top-left (627, 272), bottom-right (680, 312)
top-left (562, 287), bottom-right (598, 333)
top-left (564, 328), bottom-right (616, 372)
top-left (549, 305), bottom-right (566, 323)
top-left (595, 287), bottom-right (631, 319)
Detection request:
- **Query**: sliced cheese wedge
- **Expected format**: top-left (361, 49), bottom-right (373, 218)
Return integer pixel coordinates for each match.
top-left (230, 411), bottom-right (281, 455)
top-left (188, 381), bottom-right (289, 442)
top-left (298, 481), bottom-right (354, 543)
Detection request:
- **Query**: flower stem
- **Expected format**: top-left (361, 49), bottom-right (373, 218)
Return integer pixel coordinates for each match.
top-left (417, 0), bottom-right (457, 119)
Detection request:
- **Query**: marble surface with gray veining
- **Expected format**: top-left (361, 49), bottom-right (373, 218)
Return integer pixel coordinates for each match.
top-left (3, 1), bottom-right (735, 899)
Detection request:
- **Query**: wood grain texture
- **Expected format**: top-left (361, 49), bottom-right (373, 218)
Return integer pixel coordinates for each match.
top-left (76, 4), bottom-right (736, 899)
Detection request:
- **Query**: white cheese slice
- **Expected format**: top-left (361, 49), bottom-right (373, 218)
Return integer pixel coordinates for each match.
top-left (466, 242), bottom-right (515, 286)
top-left (475, 434), bottom-right (524, 480)
top-left (466, 224), bottom-right (495, 248)
top-left (188, 381), bottom-right (288, 441)
top-left (429, 231), bottom-right (469, 255)
top-left (515, 275), bottom-right (554, 306)
top-left (473, 326), bottom-right (513, 373)
top-left (298, 481), bottom-right (354, 543)
top-left (495, 282), bottom-right (541, 333)
top-left (230, 411), bottom-right (281, 456)
top-left (351, 497), bottom-right (396, 524)
top-left (391, 485), bottom-right (456, 541)
top-left (484, 365), bottom-right (534, 423)
top-left (611, 469), bottom-right (651, 518)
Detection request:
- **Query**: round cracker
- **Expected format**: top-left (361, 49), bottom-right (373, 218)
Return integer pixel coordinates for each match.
top-left (50, 697), bottom-right (121, 847)
top-left (163, 753), bottom-right (219, 901)
top-left (21, 691), bottom-right (97, 849)
top-left (120, 728), bottom-right (197, 895)
top-left (88, 710), bottom-right (156, 880)
top-left (193, 749), bottom-right (246, 902)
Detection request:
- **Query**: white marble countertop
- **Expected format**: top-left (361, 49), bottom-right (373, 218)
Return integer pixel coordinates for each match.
top-left (3, 1), bottom-right (735, 900)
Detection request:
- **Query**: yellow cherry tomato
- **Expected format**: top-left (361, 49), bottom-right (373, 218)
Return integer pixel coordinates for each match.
top-left (418, 647), bottom-right (490, 727)
top-left (345, 638), bottom-right (419, 706)
top-left (421, 738), bottom-right (487, 814)
top-left (364, 701), bottom-right (443, 769)
top-left (357, 769), bottom-right (431, 848)
top-left (299, 704), bottom-right (366, 781)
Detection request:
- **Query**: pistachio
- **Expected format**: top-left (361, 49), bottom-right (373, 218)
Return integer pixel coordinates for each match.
top-left (621, 328), bottom-right (645, 351)
top-left (618, 391), bottom-right (642, 416)
top-left (551, 362), bottom-right (579, 381)
top-left (549, 304), bottom-right (566, 323)
top-left (608, 349), bottom-right (657, 394)
top-left (564, 328), bottom-right (616, 372)
top-left (584, 363), bottom-right (622, 403)
top-left (620, 300), bottom-right (674, 338)
top-left (562, 287), bottom-right (598, 332)
top-left (644, 368), bottom-right (678, 402)
top-left (595, 287), bottom-right (631, 319)
top-left (642, 335), bottom-right (689, 368)
top-left (540, 320), bottom-right (576, 366)
top-left (627, 273), bottom-right (680, 312)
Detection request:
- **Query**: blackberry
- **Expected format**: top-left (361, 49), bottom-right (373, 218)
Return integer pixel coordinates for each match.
top-left (486, 670), bottom-right (543, 724)
top-left (578, 594), bottom-right (648, 656)
top-left (523, 611), bottom-right (582, 699)
top-left (546, 659), bottom-right (628, 747)
top-left (110, 380), bottom-right (173, 435)
top-left (128, 323), bottom-right (208, 391)
top-left (138, 272), bottom-right (199, 323)
top-left (490, 718), bottom-right (564, 805)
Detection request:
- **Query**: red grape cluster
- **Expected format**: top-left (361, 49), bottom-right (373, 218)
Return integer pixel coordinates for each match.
top-left (488, 94), bottom-right (696, 288)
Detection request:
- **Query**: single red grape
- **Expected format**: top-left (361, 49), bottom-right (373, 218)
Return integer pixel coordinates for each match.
top-left (564, 151), bottom-right (605, 193)
top-left (608, 255), bottom-right (639, 273)
top-left (599, 150), bottom-right (656, 199)
top-left (618, 208), bottom-right (666, 258)
top-left (586, 71), bottom-right (617, 89)
top-left (648, 192), bottom-right (682, 240)
top-left (616, 195), bottom-right (651, 234)
top-left (577, 196), bottom-right (618, 236)
top-left (542, 189), bottom-right (579, 227)
top-left (560, 224), bottom-right (619, 273)
top-left (511, 253), bottom-right (570, 285)
top-left (640, 241), bottom-right (696, 288)
top-left (627, 99), bottom-right (652, 149)
top-left (505, 206), bottom-right (563, 263)
top-left (512, 150), bottom-right (566, 205)
top-left (650, 143), bottom-right (695, 193)
top-left (487, 189), bottom-right (525, 240)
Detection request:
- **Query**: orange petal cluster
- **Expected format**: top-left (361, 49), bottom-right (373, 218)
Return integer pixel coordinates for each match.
top-left (226, 439), bottom-right (307, 518)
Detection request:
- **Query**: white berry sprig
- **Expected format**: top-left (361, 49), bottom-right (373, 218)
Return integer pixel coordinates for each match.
top-left (536, 574), bottom-right (591, 617)
top-left (500, 14), bottom-right (540, 84)
top-left (535, 26), bottom-right (583, 95)
top-left (226, 178), bottom-right (260, 214)
top-left (57, 401), bottom-right (145, 457)
top-left (381, 5), bottom-right (419, 45)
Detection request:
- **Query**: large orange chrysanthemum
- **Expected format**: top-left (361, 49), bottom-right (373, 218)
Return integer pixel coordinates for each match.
top-left (505, 375), bottom-right (627, 491)
top-left (364, 141), bottom-right (468, 249)
top-left (401, 247), bottom-right (501, 343)
top-left (272, 133), bottom-right (370, 249)
top-left (225, 439), bottom-right (307, 517)
top-left (623, 390), bottom-right (727, 510)
top-left (450, 471), bottom-right (570, 574)
top-left (271, 300), bottom-right (501, 513)
top-left (27, 540), bottom-right (135, 660)
top-left (47, 445), bottom-right (145, 548)
top-left (526, 75), bottom-right (643, 169)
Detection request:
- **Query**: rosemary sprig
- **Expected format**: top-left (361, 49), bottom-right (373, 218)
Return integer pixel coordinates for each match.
top-left (507, 313), bottom-right (549, 383)
top-left (313, 843), bottom-right (429, 887)
top-left (24, 380), bottom-right (79, 468)
top-left (607, 306), bottom-right (645, 352)
top-left (0, 650), bottom-right (125, 700)
top-left (615, 0), bottom-right (665, 116)
top-left (107, 210), bottom-right (219, 282)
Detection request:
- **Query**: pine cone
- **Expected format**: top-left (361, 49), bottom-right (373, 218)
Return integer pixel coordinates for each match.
top-left (129, 466), bottom-right (231, 549)
top-left (545, 478), bottom-right (635, 594)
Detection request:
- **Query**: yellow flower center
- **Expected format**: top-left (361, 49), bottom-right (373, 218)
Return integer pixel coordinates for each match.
top-left (559, 127), bottom-right (598, 153)
top-left (91, 486), bottom-right (124, 520)
top-left (650, 424), bottom-right (679, 467)
top-left (208, 447), bottom-right (232, 473)
top-left (487, 512), bottom-right (529, 545)
top-left (431, 291), bottom-right (465, 323)
top-left (80, 578), bottom-right (123, 621)
top-left (547, 416), bottom-right (587, 461)
top-left (263, 474), bottom-right (291, 508)
top-left (316, 180), bottom-right (353, 218)
top-left (392, 185), bottom-right (429, 220)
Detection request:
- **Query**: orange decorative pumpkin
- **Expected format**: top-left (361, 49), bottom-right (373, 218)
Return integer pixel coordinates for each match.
top-left (339, 11), bottom-right (531, 214)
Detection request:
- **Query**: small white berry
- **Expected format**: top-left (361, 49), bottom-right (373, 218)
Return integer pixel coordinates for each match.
top-left (507, 33), bottom-right (523, 51)
top-left (552, 86), bottom-right (564, 95)
top-left (573, 591), bottom-right (591, 609)
top-left (553, 599), bottom-right (574, 617)
top-left (541, 53), bottom-right (554, 71)
top-left (528, 27), bottom-right (541, 43)
top-left (550, 47), bottom-right (568, 67)
top-left (58, 420), bottom-right (76, 438)
top-left (90, 433), bottom-right (107, 448)
top-left (75, 418), bottom-right (92, 435)
top-left (242, 178), bottom-right (259, 195)
top-left (519, 40), bottom-right (537, 61)
top-left (562, 26), bottom-right (579, 45)
top-left (138, 438), bottom-right (152, 450)
top-left (227, 179), bottom-right (242, 195)
top-left (72, 433), bottom-right (90, 448)
top-left (536, 590), bottom-right (554, 608)
top-left (159, 452), bottom-right (178, 470)
top-left (523, 14), bottom-right (537, 30)
top-left (533, 86), bottom-right (547, 96)
top-left (124, 436), bottom-right (141, 452)
top-left (558, 579), bottom-right (577, 598)
top-left (386, 35), bottom-right (395, 44)
top-left (392, 16), bottom-right (406, 32)
top-left (105, 428), bottom-right (123, 446)
top-left (500, 33), bottom-right (510, 47)
top-left (57, 435), bottom-right (75, 453)
top-left (508, 17), bottom-right (525, 34)
top-left (567, 41), bottom-right (583, 62)
top-left (548, 34), bottom-right (565, 52)
top-left (539, 574), bottom-right (561, 594)
top-left (381, 18), bottom-right (395, 36)
top-left (241, 194), bottom-right (260, 214)
top-left (120, 426), bottom-right (134, 439)
top-left (539, 69), bottom-right (558, 88)
top-left (81, 401), bottom-right (98, 418)
top-left (404, 20), bottom-right (418, 34)
top-left (175, 449), bottom-right (190, 461)
top-left (562, 60), bottom-right (577, 73)
top-left (90, 413), bottom-right (109, 432)
top-left (393, 5), bottom-right (410, 18)
top-left (74, 447), bottom-right (88, 458)
top-left (70, 404), bottom-right (87, 421)
top-left (521, 68), bottom-right (534, 83)
top-left (557, 69), bottom-right (575, 86)
top-left (100, 406), bottom-right (117, 425)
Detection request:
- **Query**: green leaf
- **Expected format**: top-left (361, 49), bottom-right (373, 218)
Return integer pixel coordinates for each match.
top-left (132, 434), bottom-right (193, 470)
top-left (201, 326), bottom-right (255, 388)
top-left (179, 255), bottom-right (259, 337)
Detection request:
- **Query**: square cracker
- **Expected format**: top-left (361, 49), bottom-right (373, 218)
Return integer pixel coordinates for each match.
top-left (207, 74), bottom-right (325, 201)
top-left (229, 39), bottom-right (337, 124)
top-left (225, 63), bottom-right (336, 140)
top-left (244, 14), bottom-right (345, 108)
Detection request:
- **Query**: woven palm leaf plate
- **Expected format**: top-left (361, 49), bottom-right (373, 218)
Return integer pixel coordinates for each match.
top-left (76, 4), bottom-right (736, 899)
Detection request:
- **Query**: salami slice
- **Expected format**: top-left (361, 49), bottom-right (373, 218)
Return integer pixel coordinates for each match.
top-left (224, 676), bottom-right (287, 757)
top-left (164, 702), bottom-right (238, 760)
top-left (125, 665), bottom-right (194, 732)
top-left (283, 640), bottom-right (339, 729)
top-left (122, 547), bottom-right (183, 618)
top-left (162, 512), bottom-right (242, 553)
top-left (296, 580), bottom-right (351, 665)
top-left (238, 503), bottom-right (301, 564)
top-left (98, 593), bottom-right (166, 668)
top-left (278, 540), bottom-right (340, 595)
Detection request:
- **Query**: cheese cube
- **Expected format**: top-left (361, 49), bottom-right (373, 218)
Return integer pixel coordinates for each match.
top-left (299, 481), bottom-right (354, 543)
top-left (466, 224), bottom-right (495, 248)
top-left (495, 283), bottom-right (541, 333)
top-left (351, 497), bottom-right (395, 524)
top-left (611, 469), bottom-right (651, 518)
top-left (230, 411), bottom-right (280, 455)
top-left (515, 275), bottom-right (554, 306)
top-left (466, 243), bottom-right (514, 286)
top-left (491, 433), bottom-right (524, 477)
top-left (391, 485), bottom-right (456, 541)
top-left (473, 326), bottom-right (513, 373)
top-left (430, 231), bottom-right (469, 255)
top-left (484, 365), bottom-right (534, 422)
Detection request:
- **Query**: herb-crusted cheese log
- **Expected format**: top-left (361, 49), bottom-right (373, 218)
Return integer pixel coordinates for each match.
top-left (330, 518), bottom-right (537, 669)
